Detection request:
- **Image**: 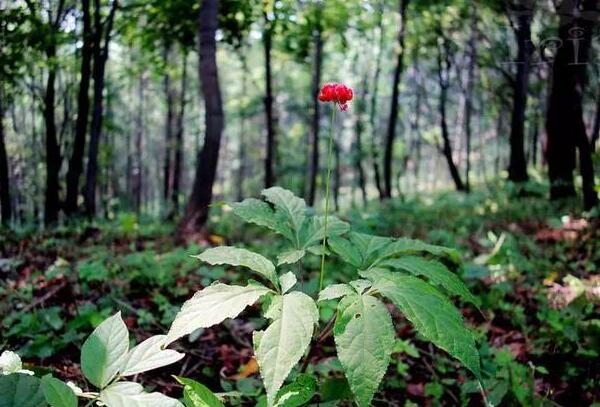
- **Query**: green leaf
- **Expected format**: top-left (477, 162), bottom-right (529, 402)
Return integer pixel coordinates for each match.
top-left (195, 247), bottom-right (278, 288)
top-left (121, 335), bottom-right (184, 376)
top-left (298, 216), bottom-right (350, 249)
top-left (174, 376), bottom-right (224, 407)
top-left (379, 256), bottom-right (479, 306)
top-left (262, 187), bottom-right (307, 238)
top-left (41, 376), bottom-right (77, 407)
top-left (363, 270), bottom-right (480, 377)
top-left (166, 283), bottom-right (272, 345)
top-left (255, 292), bottom-right (318, 406)
top-left (328, 236), bottom-right (362, 268)
top-left (272, 374), bottom-right (317, 407)
top-left (328, 233), bottom-right (393, 269)
top-left (378, 238), bottom-right (461, 265)
top-left (81, 312), bottom-right (129, 389)
top-left (333, 293), bottom-right (395, 407)
top-left (349, 279), bottom-right (372, 294)
top-left (99, 381), bottom-right (183, 407)
top-left (0, 374), bottom-right (46, 407)
top-left (277, 250), bottom-right (305, 266)
top-left (230, 198), bottom-right (294, 242)
top-left (318, 284), bottom-right (354, 301)
top-left (279, 272), bottom-right (297, 294)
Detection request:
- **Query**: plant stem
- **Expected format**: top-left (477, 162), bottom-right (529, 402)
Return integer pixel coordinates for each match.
top-left (319, 106), bottom-right (337, 292)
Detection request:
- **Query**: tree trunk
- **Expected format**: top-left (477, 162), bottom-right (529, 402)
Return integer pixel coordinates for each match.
top-left (0, 88), bottom-right (10, 226)
top-left (65, 0), bottom-right (93, 216)
top-left (84, 0), bottom-right (117, 217)
top-left (263, 11), bottom-right (276, 188)
top-left (307, 19), bottom-right (323, 206)
top-left (133, 74), bottom-right (146, 213)
top-left (354, 74), bottom-right (368, 205)
top-left (546, 0), bottom-right (598, 208)
top-left (177, 0), bottom-right (224, 237)
top-left (369, 6), bottom-right (385, 199)
top-left (163, 45), bottom-right (175, 204)
top-left (591, 83), bottom-right (600, 152)
top-left (382, 0), bottom-right (409, 199)
top-left (507, 3), bottom-right (533, 183)
top-left (464, 8), bottom-right (477, 192)
top-left (43, 44), bottom-right (61, 225)
top-left (437, 32), bottom-right (465, 191)
top-left (171, 50), bottom-right (188, 216)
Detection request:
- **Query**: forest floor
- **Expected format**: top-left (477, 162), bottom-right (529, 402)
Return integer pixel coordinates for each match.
top-left (1, 184), bottom-right (599, 406)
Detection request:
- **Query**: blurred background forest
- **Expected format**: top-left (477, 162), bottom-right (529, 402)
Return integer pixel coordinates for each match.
top-left (0, 0), bottom-right (598, 230)
top-left (1, 0), bottom-right (600, 406)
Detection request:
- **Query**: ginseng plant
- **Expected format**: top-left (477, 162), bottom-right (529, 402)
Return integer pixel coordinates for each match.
top-left (164, 83), bottom-right (483, 406)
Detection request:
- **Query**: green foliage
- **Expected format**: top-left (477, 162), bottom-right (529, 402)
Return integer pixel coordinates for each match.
top-left (0, 373), bottom-right (46, 407)
top-left (40, 376), bottom-right (77, 407)
top-left (175, 376), bottom-right (225, 407)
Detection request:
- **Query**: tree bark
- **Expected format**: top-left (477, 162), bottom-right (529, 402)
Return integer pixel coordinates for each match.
top-left (163, 45), bottom-right (175, 204)
top-left (437, 32), bottom-right (465, 191)
top-left (177, 0), bottom-right (224, 237)
top-left (133, 74), bottom-right (146, 213)
top-left (84, 0), bottom-right (117, 217)
top-left (546, 0), bottom-right (598, 208)
top-left (382, 0), bottom-right (409, 199)
top-left (43, 44), bottom-right (61, 225)
top-left (354, 74), bottom-right (368, 205)
top-left (171, 50), bottom-right (188, 216)
top-left (591, 83), bottom-right (600, 152)
top-left (263, 10), bottom-right (276, 189)
top-left (369, 5), bottom-right (385, 199)
top-left (65, 0), bottom-right (93, 216)
top-left (0, 88), bottom-right (10, 226)
top-left (464, 8), bottom-right (477, 192)
top-left (507, 2), bottom-right (533, 183)
top-left (307, 17), bottom-right (323, 206)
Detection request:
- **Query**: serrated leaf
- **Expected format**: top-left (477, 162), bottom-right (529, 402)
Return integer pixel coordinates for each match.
top-left (174, 376), bottom-right (224, 407)
top-left (255, 292), bottom-right (318, 406)
top-left (349, 279), bottom-right (372, 294)
top-left (166, 283), bottom-right (271, 345)
top-left (334, 293), bottom-right (395, 407)
top-left (195, 247), bottom-right (278, 288)
top-left (329, 233), bottom-right (393, 269)
top-left (377, 238), bottom-right (461, 265)
top-left (279, 272), bottom-right (297, 294)
top-left (298, 216), bottom-right (350, 249)
top-left (379, 256), bottom-right (478, 306)
top-left (277, 250), bottom-right (305, 266)
top-left (363, 270), bottom-right (480, 377)
top-left (262, 187), bottom-right (307, 237)
top-left (121, 335), bottom-right (184, 376)
top-left (0, 374), bottom-right (46, 407)
top-left (328, 236), bottom-right (362, 267)
top-left (81, 312), bottom-right (129, 389)
top-left (41, 376), bottom-right (77, 407)
top-left (231, 199), bottom-right (294, 241)
top-left (272, 374), bottom-right (317, 407)
top-left (318, 284), bottom-right (354, 301)
top-left (99, 381), bottom-right (182, 407)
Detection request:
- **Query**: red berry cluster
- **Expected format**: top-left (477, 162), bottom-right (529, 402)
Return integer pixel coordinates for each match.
top-left (318, 83), bottom-right (353, 111)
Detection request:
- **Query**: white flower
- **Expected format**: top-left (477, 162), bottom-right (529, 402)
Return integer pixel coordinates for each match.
top-left (0, 350), bottom-right (34, 376)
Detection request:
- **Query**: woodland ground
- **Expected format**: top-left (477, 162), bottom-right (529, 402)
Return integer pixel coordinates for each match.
top-left (1, 183), bottom-right (599, 406)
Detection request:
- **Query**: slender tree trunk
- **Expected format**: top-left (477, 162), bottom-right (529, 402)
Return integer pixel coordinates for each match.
top-left (507, 3), bottom-right (533, 183)
top-left (65, 0), bottom-right (93, 216)
top-left (263, 11), bottom-right (276, 188)
top-left (369, 6), bottom-right (385, 199)
top-left (307, 18), bottom-right (323, 206)
top-left (171, 50), bottom-right (188, 215)
top-left (382, 0), bottom-right (409, 199)
top-left (591, 83), bottom-right (600, 152)
top-left (163, 45), bottom-right (175, 204)
top-left (464, 8), bottom-right (477, 192)
top-left (354, 74), bottom-right (368, 206)
top-left (237, 56), bottom-right (248, 202)
top-left (44, 44), bottom-right (61, 225)
top-left (0, 88), bottom-right (10, 226)
top-left (437, 33), bottom-right (465, 191)
top-left (177, 0), bottom-right (224, 237)
top-left (133, 74), bottom-right (145, 213)
top-left (84, 0), bottom-right (117, 217)
top-left (546, 0), bottom-right (598, 208)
